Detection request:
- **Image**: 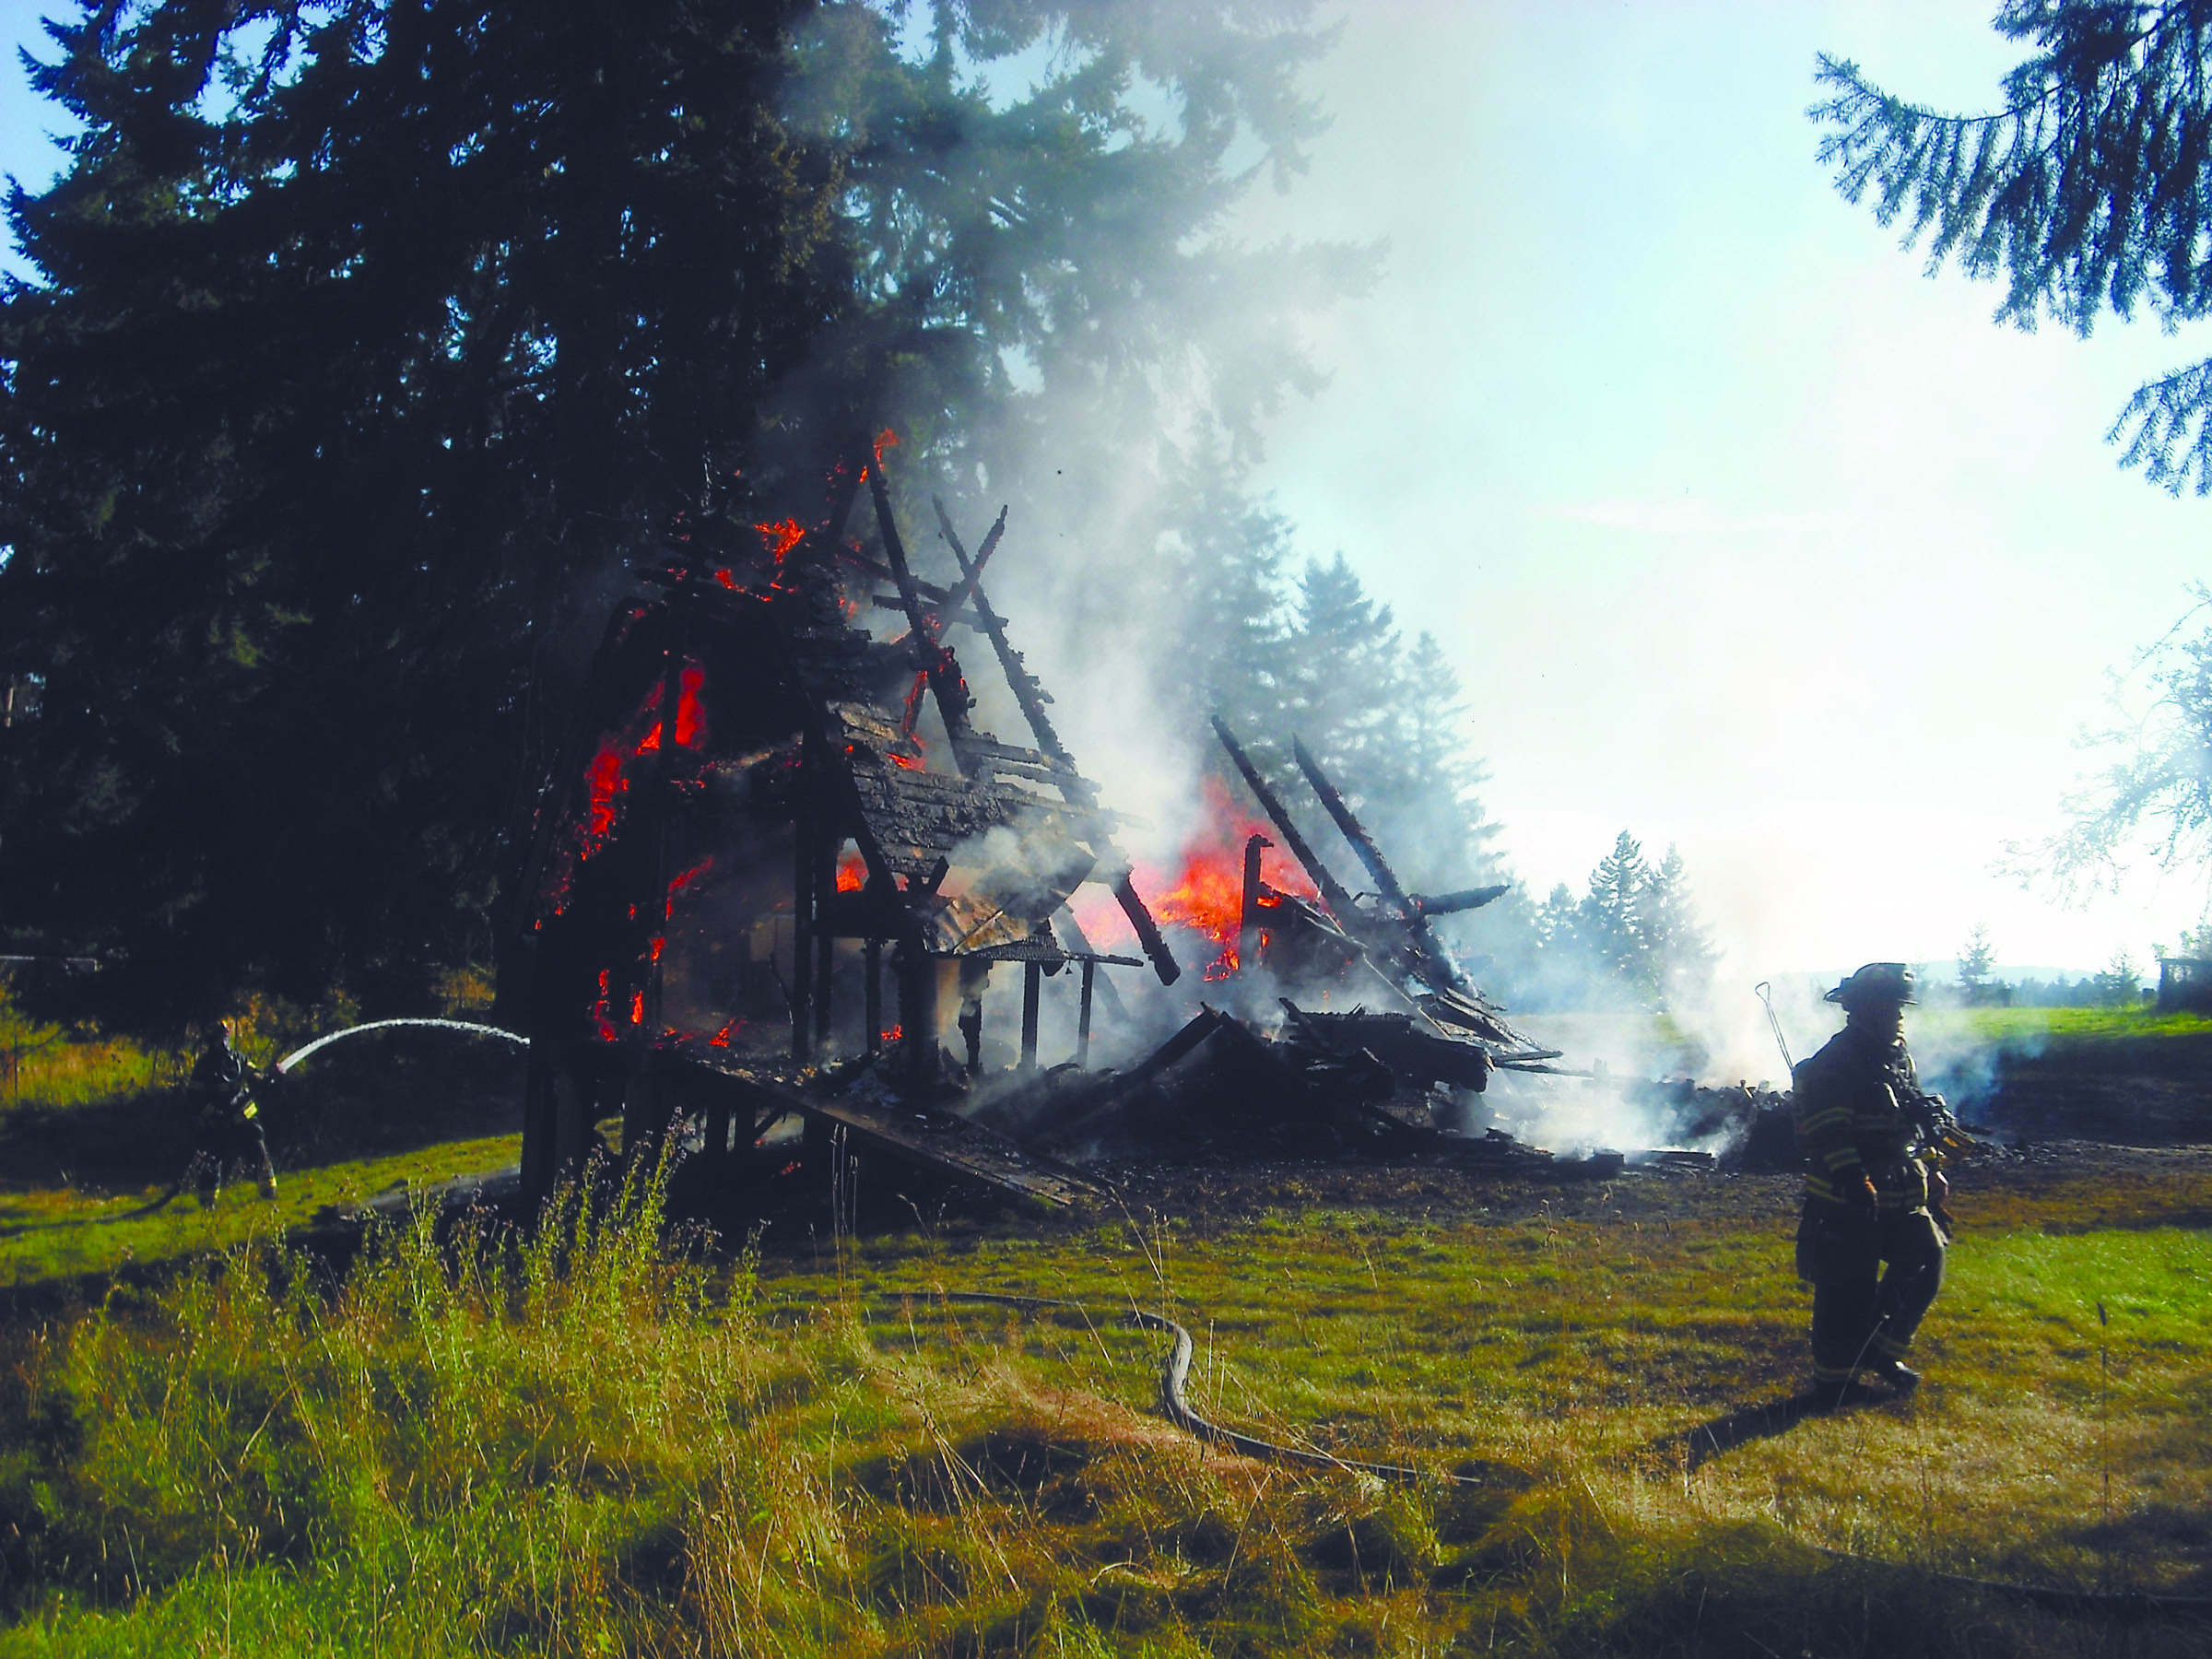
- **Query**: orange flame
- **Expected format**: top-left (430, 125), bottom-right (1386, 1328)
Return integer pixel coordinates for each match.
top-left (1076, 776), bottom-right (1317, 977)
top-left (888, 750), bottom-right (925, 771)
top-left (874, 427), bottom-right (900, 462)
top-left (837, 849), bottom-right (867, 892)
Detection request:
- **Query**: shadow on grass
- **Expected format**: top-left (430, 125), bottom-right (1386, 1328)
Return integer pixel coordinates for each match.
top-left (0, 1184), bottom-right (184, 1238)
top-left (1648, 1386), bottom-right (1901, 1471)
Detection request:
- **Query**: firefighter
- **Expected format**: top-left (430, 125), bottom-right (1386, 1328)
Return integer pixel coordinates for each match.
top-left (1790, 962), bottom-right (1948, 1404)
top-left (183, 1021), bottom-right (278, 1205)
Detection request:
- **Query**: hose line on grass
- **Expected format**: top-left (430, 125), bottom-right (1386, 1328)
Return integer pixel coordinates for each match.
top-left (877, 1288), bottom-right (2212, 1623)
top-left (877, 1288), bottom-right (1475, 1487)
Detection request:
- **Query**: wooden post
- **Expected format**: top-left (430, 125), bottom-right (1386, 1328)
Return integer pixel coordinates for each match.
top-left (1239, 832), bottom-right (1271, 976)
top-left (1077, 959), bottom-right (1097, 1068)
top-left (865, 940), bottom-right (882, 1054)
top-left (520, 1042), bottom-right (559, 1204)
top-left (814, 861), bottom-right (834, 1057)
top-left (1020, 960), bottom-right (1042, 1071)
top-left (791, 744), bottom-right (814, 1061)
top-left (897, 940), bottom-right (937, 1083)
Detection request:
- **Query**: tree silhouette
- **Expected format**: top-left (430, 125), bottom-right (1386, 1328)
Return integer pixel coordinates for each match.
top-left (0, 0), bottom-right (1361, 1022)
top-left (1814, 1), bottom-right (2212, 492)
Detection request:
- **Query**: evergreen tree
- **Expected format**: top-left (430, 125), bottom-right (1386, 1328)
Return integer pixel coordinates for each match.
top-left (1280, 552), bottom-right (1405, 788)
top-left (1533, 883), bottom-right (1581, 954)
top-left (1577, 831), bottom-right (1652, 998)
top-left (1814, 1), bottom-right (2212, 492)
top-left (1513, 831), bottom-right (1718, 1013)
top-left (1392, 630), bottom-right (1501, 885)
top-left (0, 0), bottom-right (1361, 1022)
top-left (2093, 948), bottom-right (2143, 1006)
top-left (1640, 843), bottom-right (1715, 1010)
top-left (1958, 924), bottom-right (1998, 1004)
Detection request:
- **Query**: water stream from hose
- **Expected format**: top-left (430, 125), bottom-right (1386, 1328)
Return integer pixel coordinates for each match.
top-left (273, 1018), bottom-right (527, 1075)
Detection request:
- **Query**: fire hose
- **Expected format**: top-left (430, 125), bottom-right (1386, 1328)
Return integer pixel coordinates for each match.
top-left (875, 1289), bottom-right (2212, 1622)
top-left (879, 1288), bottom-right (1460, 1486)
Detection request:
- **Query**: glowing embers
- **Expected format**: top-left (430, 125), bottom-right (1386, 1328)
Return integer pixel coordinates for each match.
top-left (664, 855), bottom-right (716, 924)
top-left (634, 665), bottom-right (708, 755)
top-left (836, 849), bottom-right (868, 892)
top-left (753, 518), bottom-right (806, 563)
top-left (583, 744), bottom-right (625, 848)
top-left (855, 428), bottom-right (900, 483)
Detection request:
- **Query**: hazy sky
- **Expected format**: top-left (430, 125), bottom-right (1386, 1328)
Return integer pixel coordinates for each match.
top-left (0, 2), bottom-right (2204, 981)
top-left (1232, 1), bottom-right (2212, 979)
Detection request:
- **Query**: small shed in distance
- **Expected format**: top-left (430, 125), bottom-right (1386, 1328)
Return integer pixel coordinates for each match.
top-left (2156, 956), bottom-right (2212, 1014)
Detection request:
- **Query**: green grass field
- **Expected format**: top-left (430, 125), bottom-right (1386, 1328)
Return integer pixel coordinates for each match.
top-left (1919, 1006), bottom-right (2212, 1044)
top-left (1, 1011), bottom-right (2208, 1654)
top-left (2, 1147), bottom-right (2207, 1655)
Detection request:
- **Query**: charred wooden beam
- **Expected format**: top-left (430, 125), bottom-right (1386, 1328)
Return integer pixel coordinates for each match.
top-left (1021, 960), bottom-right (1042, 1071)
top-left (837, 547), bottom-right (953, 603)
top-left (1054, 907), bottom-right (1129, 1023)
top-left (1290, 736), bottom-right (1416, 916)
top-left (896, 937), bottom-right (938, 1082)
top-left (935, 505), bottom-right (1007, 619)
top-left (814, 863), bottom-right (835, 1054)
top-left (1289, 735), bottom-right (1474, 1000)
top-left (1077, 959), bottom-right (1097, 1067)
top-left (792, 735), bottom-right (818, 1060)
top-left (1414, 885), bottom-right (1512, 917)
top-left (931, 496), bottom-right (1077, 777)
top-left (1030, 1007), bottom-right (1234, 1141)
top-left (867, 448), bottom-right (976, 747)
top-left (872, 594), bottom-right (988, 629)
top-left (1239, 832), bottom-right (1270, 975)
top-left (865, 939), bottom-right (883, 1056)
top-left (1208, 715), bottom-right (1360, 920)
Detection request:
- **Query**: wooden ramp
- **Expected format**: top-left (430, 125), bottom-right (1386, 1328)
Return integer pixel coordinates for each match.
top-left (675, 1052), bottom-right (1097, 1208)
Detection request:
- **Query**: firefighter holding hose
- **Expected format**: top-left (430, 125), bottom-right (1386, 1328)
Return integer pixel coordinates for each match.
top-left (182, 1021), bottom-right (278, 1205)
top-left (1790, 962), bottom-right (1955, 1405)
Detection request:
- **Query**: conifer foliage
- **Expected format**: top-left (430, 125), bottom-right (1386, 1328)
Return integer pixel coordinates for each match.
top-left (1528, 832), bottom-right (1715, 1013)
top-left (1813, 0), bottom-right (2212, 492)
top-left (0, 0), bottom-right (1351, 1022)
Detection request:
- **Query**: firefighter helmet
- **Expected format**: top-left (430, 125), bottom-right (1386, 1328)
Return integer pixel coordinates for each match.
top-left (1825, 962), bottom-right (1917, 1008)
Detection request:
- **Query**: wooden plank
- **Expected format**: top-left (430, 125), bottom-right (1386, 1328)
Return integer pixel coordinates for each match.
top-left (677, 1054), bottom-right (1096, 1206)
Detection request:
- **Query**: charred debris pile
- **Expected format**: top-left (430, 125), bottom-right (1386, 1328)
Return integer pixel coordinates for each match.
top-left (507, 439), bottom-right (1755, 1222)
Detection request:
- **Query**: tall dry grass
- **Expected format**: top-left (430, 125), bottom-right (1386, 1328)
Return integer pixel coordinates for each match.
top-left (3, 1152), bottom-right (2207, 1655)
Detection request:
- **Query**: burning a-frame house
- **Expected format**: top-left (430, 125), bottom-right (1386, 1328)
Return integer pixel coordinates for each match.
top-left (508, 437), bottom-right (1177, 1212)
top-left (507, 436), bottom-right (1571, 1221)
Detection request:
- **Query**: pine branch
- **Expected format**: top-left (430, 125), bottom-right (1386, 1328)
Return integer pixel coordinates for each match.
top-left (2108, 349), bottom-right (2212, 491)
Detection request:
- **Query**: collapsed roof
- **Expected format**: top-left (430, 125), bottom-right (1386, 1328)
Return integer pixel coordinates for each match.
top-left (505, 436), bottom-right (1559, 1214)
